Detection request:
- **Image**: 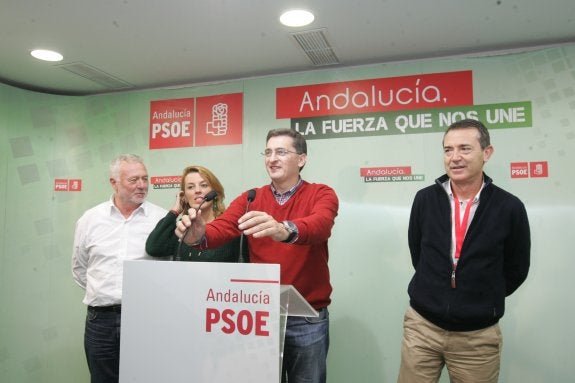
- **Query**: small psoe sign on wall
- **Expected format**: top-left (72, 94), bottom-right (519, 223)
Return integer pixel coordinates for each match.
top-left (54, 179), bottom-right (82, 191)
top-left (151, 175), bottom-right (181, 189)
top-left (510, 161), bottom-right (549, 178)
top-left (360, 166), bottom-right (425, 183)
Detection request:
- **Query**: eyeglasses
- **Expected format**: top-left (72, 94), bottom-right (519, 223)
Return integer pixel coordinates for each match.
top-left (261, 148), bottom-right (300, 157)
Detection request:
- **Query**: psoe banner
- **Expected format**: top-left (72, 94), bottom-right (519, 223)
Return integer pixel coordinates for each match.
top-left (149, 93), bottom-right (243, 149)
top-left (120, 261), bottom-right (280, 383)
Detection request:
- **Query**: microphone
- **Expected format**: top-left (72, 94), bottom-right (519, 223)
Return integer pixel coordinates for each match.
top-left (196, 190), bottom-right (218, 212)
top-left (247, 189), bottom-right (256, 203)
top-left (238, 189), bottom-right (256, 263)
top-left (175, 190), bottom-right (218, 261)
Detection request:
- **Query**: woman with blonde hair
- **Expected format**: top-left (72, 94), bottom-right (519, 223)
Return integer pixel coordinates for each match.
top-left (146, 165), bottom-right (246, 262)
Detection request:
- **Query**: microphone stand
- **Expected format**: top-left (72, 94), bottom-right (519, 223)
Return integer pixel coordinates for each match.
top-left (238, 189), bottom-right (256, 263)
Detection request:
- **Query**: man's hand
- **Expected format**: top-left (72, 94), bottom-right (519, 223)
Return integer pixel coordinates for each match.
top-left (238, 211), bottom-right (290, 242)
top-left (175, 207), bottom-right (206, 245)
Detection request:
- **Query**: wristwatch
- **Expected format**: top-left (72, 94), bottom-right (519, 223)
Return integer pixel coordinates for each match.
top-left (281, 220), bottom-right (298, 243)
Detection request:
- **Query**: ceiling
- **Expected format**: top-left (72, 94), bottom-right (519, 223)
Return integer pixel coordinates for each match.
top-left (1, 0), bottom-right (574, 96)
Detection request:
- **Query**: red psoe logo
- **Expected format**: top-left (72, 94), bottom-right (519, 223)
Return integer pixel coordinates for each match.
top-left (54, 179), bottom-right (82, 191)
top-left (69, 179), bottom-right (82, 191)
top-left (511, 161), bottom-right (549, 178)
top-left (149, 98), bottom-right (195, 149)
top-left (55, 179), bottom-right (69, 191)
top-left (530, 161), bottom-right (548, 178)
top-left (510, 162), bottom-right (529, 178)
top-left (195, 93), bottom-right (243, 147)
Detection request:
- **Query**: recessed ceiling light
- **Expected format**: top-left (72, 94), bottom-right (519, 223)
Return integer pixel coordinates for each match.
top-left (280, 9), bottom-right (315, 27)
top-left (31, 49), bottom-right (64, 62)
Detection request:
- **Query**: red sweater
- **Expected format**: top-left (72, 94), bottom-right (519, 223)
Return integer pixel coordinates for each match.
top-left (203, 181), bottom-right (339, 309)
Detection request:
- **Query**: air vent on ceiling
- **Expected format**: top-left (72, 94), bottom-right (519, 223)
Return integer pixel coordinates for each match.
top-left (58, 62), bottom-right (134, 90)
top-left (290, 28), bottom-right (340, 66)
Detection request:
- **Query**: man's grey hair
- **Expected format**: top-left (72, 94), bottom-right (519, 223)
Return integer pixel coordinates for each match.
top-left (109, 154), bottom-right (144, 180)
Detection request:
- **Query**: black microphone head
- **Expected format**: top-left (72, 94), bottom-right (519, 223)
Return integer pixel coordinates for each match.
top-left (204, 190), bottom-right (218, 202)
top-left (247, 189), bottom-right (256, 202)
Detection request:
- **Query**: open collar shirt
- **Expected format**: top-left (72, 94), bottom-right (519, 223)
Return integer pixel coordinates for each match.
top-left (271, 177), bottom-right (303, 205)
top-left (72, 197), bottom-right (166, 306)
top-left (442, 180), bottom-right (484, 265)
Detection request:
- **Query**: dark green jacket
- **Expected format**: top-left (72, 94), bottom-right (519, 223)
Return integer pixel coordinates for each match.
top-left (146, 211), bottom-right (247, 262)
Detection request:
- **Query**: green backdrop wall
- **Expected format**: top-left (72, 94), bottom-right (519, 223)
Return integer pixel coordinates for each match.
top-left (1, 44), bottom-right (574, 382)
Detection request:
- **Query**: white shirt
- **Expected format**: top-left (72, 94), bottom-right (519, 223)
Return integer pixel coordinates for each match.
top-left (443, 180), bottom-right (483, 265)
top-left (71, 198), bottom-right (167, 306)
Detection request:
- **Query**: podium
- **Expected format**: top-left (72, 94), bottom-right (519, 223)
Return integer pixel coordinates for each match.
top-left (279, 285), bottom-right (318, 374)
top-left (119, 261), bottom-right (316, 383)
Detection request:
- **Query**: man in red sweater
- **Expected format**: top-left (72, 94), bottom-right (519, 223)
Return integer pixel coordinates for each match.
top-left (176, 128), bottom-right (339, 383)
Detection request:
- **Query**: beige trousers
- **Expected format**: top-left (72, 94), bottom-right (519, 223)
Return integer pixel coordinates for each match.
top-left (398, 306), bottom-right (502, 383)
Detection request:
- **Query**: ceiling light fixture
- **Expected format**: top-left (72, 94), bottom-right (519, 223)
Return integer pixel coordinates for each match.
top-left (280, 9), bottom-right (315, 27)
top-left (31, 49), bottom-right (64, 62)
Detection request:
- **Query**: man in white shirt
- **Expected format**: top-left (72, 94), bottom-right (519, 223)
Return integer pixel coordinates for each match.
top-left (72, 154), bottom-right (166, 383)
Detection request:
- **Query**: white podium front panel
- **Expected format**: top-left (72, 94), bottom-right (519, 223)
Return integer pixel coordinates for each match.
top-left (120, 261), bottom-right (280, 383)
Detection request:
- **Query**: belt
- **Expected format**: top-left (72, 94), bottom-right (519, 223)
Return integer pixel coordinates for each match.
top-left (88, 304), bottom-right (122, 313)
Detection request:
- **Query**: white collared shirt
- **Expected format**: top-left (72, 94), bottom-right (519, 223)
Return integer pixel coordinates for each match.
top-left (71, 198), bottom-right (167, 306)
top-left (442, 180), bottom-right (484, 265)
